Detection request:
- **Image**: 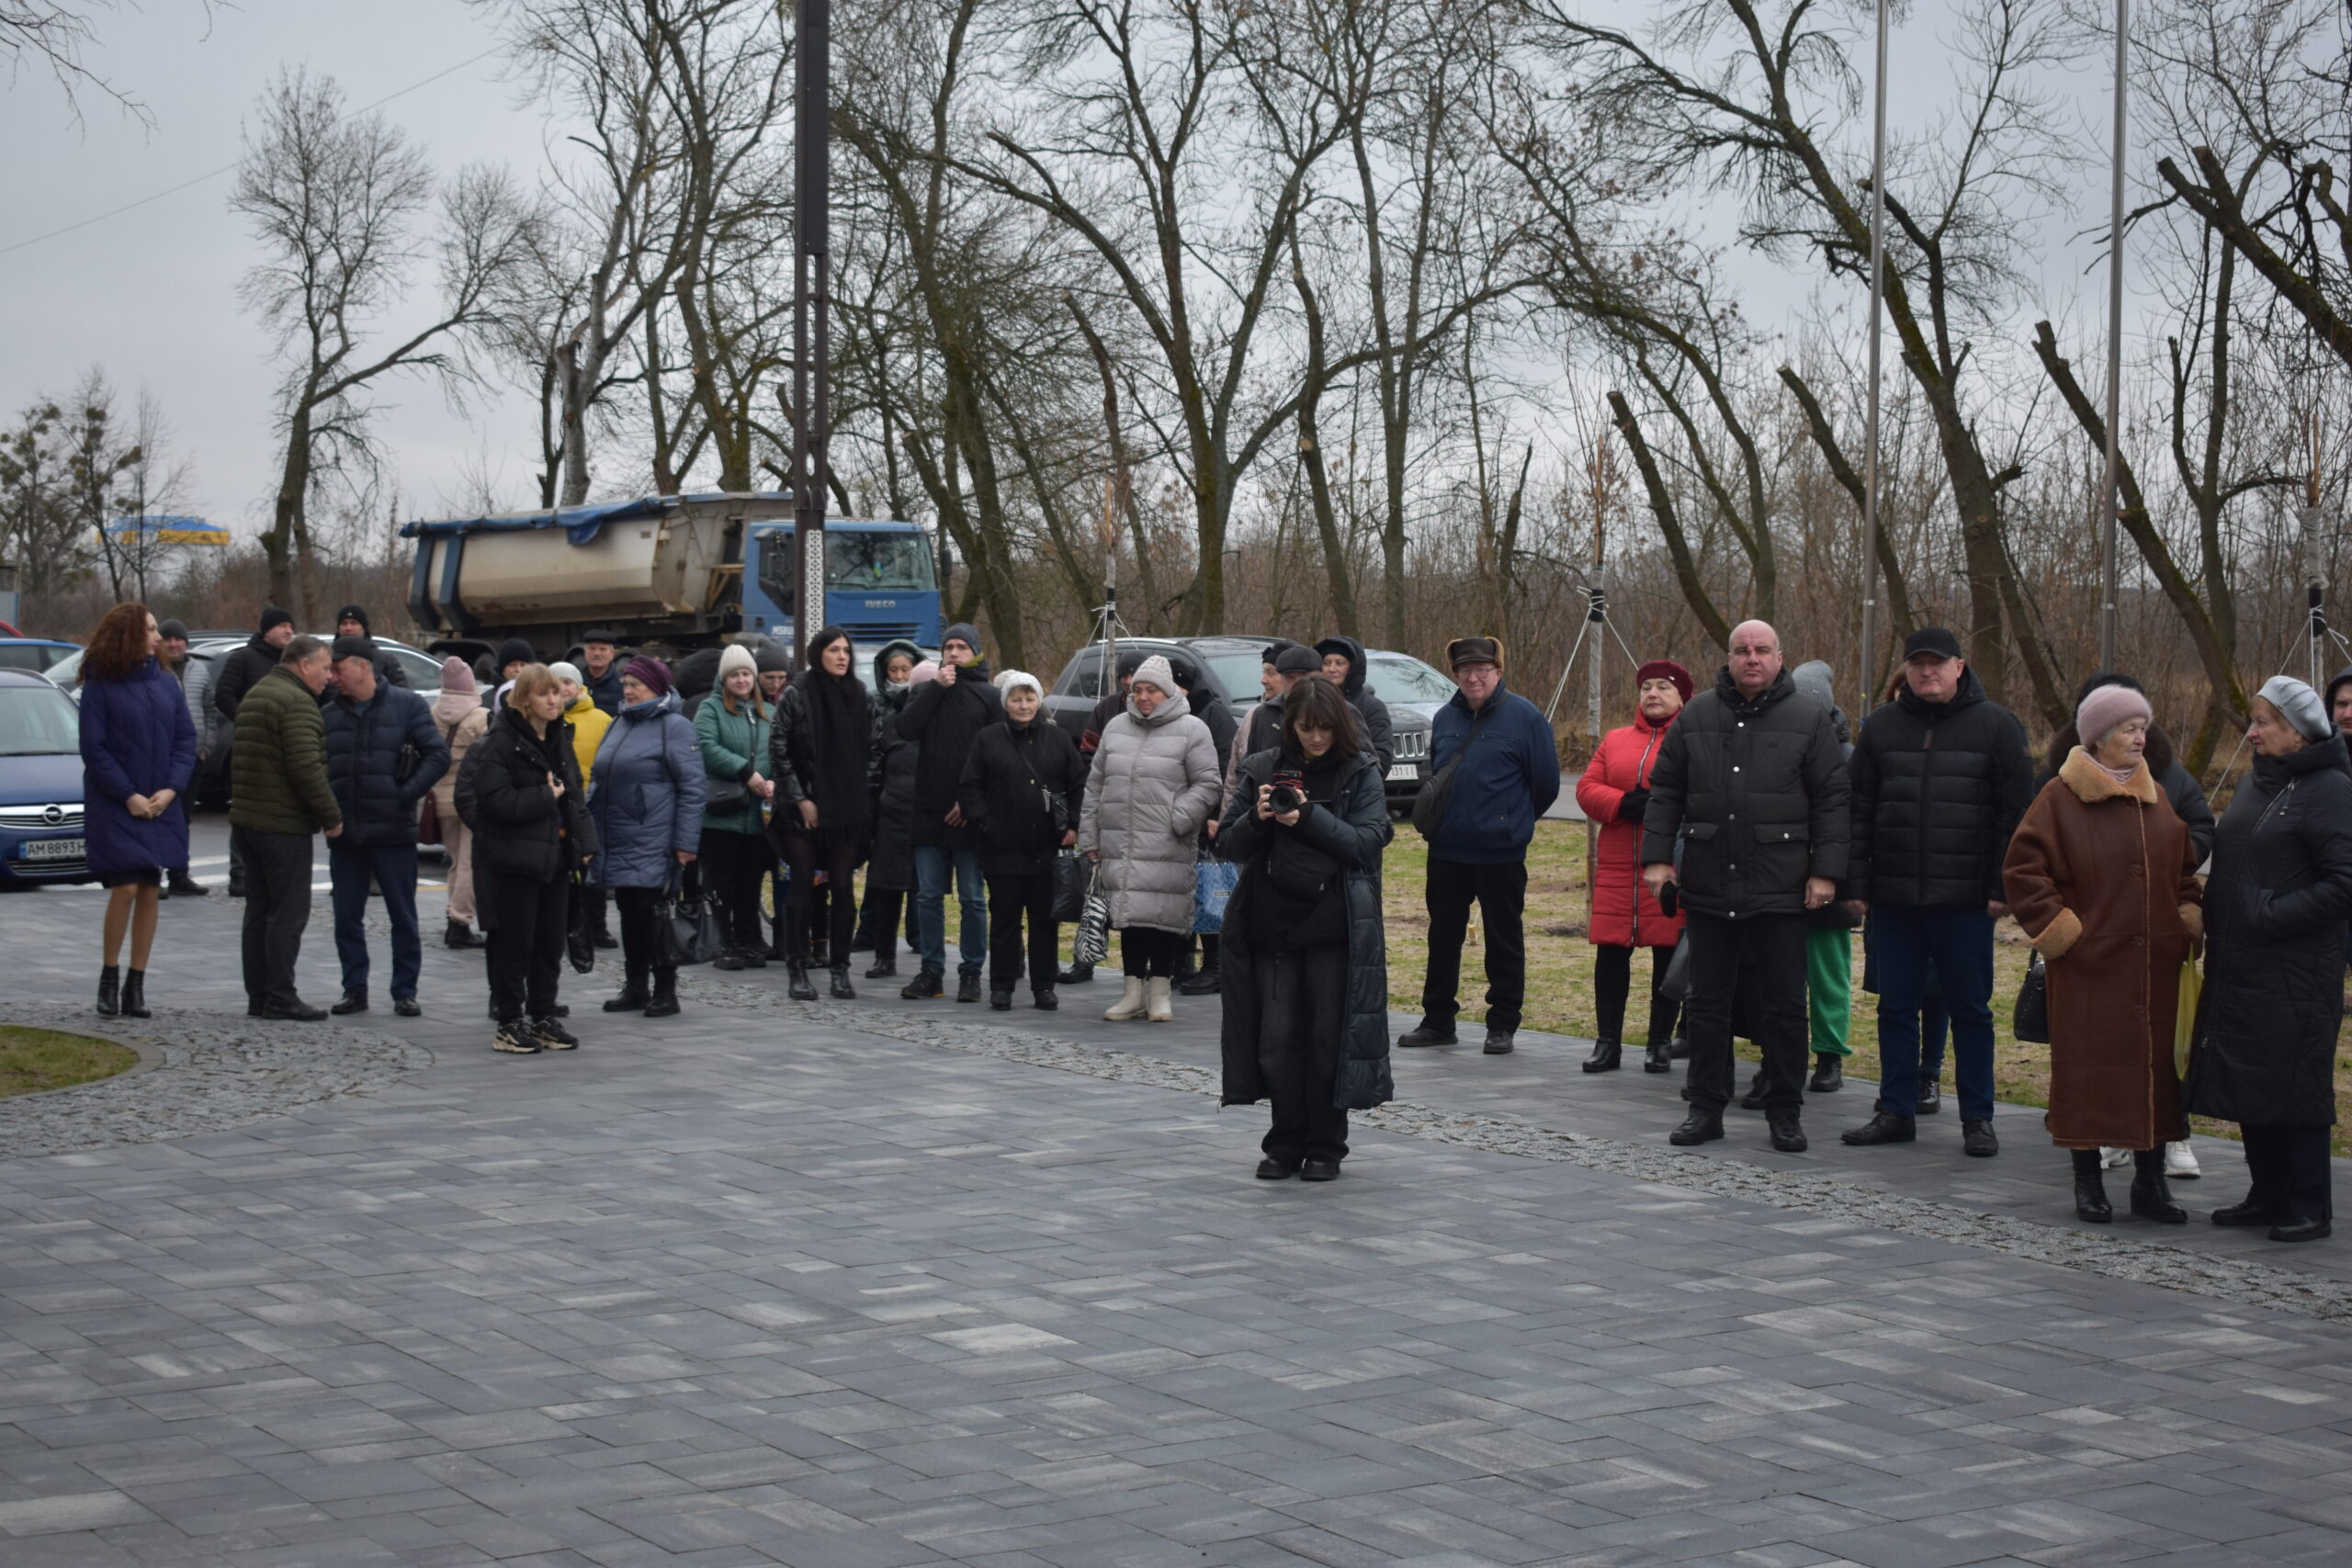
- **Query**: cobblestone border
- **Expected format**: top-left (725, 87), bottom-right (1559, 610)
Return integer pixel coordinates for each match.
top-left (0, 1003), bottom-right (434, 1160)
top-left (678, 973), bottom-right (2352, 1326)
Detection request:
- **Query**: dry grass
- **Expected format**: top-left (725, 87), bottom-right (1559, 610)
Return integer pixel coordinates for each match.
top-left (1380, 820), bottom-right (2352, 1155)
top-left (0, 1024), bottom-right (139, 1099)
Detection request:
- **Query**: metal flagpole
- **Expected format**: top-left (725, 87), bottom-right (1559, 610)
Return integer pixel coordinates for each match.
top-left (2097, 0), bottom-right (2128, 671)
top-left (789, 0), bottom-right (831, 674)
top-left (1858, 0), bottom-right (1888, 715)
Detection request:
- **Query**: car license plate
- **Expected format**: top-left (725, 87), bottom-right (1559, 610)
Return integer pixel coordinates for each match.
top-left (19, 837), bottom-right (84, 862)
top-left (1385, 763), bottom-right (1419, 782)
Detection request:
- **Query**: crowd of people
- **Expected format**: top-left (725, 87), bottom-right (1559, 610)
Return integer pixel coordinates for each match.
top-left (71, 600), bottom-right (2351, 1233)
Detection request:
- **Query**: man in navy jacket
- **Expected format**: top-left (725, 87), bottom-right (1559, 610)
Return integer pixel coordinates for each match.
top-left (322, 637), bottom-right (449, 1017)
top-left (1400, 637), bottom-right (1561, 1055)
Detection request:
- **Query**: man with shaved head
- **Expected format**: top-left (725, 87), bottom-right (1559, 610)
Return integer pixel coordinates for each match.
top-left (1641, 620), bottom-right (1850, 1153)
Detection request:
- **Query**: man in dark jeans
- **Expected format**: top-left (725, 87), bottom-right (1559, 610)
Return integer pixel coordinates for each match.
top-left (322, 637), bottom-right (449, 1018)
top-left (1838, 626), bottom-right (2032, 1158)
top-left (1643, 620), bottom-right (1849, 1153)
top-left (1399, 636), bottom-right (1561, 1056)
top-left (229, 636), bottom-right (344, 1020)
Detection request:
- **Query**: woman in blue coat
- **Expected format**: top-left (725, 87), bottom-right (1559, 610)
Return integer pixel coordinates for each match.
top-left (588, 656), bottom-right (706, 1017)
top-left (78, 603), bottom-right (198, 1019)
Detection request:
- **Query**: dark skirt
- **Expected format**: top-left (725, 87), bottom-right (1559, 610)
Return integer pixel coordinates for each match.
top-left (101, 866), bottom-right (162, 889)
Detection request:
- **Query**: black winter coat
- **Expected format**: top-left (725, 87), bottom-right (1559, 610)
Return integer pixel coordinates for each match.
top-left (1641, 667), bottom-right (1850, 918)
top-left (957, 718), bottom-right (1088, 876)
top-left (1219, 750), bottom-right (1395, 1111)
top-left (896, 661), bottom-right (1004, 846)
top-left (1315, 635), bottom-right (1395, 773)
top-left (1845, 670), bottom-right (2033, 908)
top-left (767, 672), bottom-right (876, 816)
top-left (324, 684), bottom-right (449, 846)
top-left (2186, 734), bottom-right (2352, 1128)
top-left (210, 632), bottom-right (280, 721)
top-left (468, 706), bottom-right (597, 919)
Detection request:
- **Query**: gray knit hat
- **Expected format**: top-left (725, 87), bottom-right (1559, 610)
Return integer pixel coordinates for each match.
top-left (2258, 675), bottom-right (2333, 742)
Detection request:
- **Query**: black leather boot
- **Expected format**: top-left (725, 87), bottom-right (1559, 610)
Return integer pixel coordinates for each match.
top-left (830, 964), bottom-right (855, 999)
top-left (1807, 1054), bottom-right (1843, 1093)
top-left (787, 960), bottom-right (819, 1002)
top-left (96, 965), bottom-right (119, 1017)
top-left (2129, 1148), bottom-right (2187, 1224)
top-left (1643, 1038), bottom-right (1674, 1073)
top-left (604, 969), bottom-right (650, 1011)
top-left (2072, 1149), bottom-right (2112, 1223)
top-left (645, 968), bottom-right (681, 1018)
top-left (1581, 1038), bottom-right (1622, 1073)
top-left (120, 970), bottom-right (150, 1019)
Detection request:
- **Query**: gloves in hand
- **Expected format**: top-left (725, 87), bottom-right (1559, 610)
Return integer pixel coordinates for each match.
top-left (1616, 787), bottom-right (1650, 823)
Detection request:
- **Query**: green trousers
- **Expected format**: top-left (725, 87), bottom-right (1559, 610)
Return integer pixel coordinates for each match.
top-left (1806, 925), bottom-right (1852, 1057)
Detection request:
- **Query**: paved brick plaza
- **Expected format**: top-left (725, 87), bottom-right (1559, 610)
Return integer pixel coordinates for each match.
top-left (3, 820), bottom-right (2350, 1567)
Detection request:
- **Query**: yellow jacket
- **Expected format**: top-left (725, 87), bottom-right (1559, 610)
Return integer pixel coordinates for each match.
top-left (565, 691), bottom-right (614, 784)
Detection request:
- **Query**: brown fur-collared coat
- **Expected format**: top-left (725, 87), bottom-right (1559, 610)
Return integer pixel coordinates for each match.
top-left (2002, 749), bottom-right (2204, 1150)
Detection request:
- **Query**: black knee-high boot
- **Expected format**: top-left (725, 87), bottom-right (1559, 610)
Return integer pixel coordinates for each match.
top-left (2072, 1148), bottom-right (2111, 1224)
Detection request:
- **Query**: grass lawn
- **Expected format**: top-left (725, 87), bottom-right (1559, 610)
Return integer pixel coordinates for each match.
top-left (0, 1024), bottom-right (139, 1099)
top-left (1380, 819), bottom-right (2352, 1156)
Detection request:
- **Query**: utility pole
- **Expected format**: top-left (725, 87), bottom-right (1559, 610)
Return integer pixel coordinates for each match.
top-left (788, 0), bottom-right (831, 672)
top-left (1858, 0), bottom-right (1888, 715)
top-left (2097, 0), bottom-right (2129, 671)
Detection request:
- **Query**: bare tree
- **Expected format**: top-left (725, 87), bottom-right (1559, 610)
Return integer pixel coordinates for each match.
top-left (233, 69), bottom-right (542, 618)
top-left (2, 0), bottom-right (219, 122)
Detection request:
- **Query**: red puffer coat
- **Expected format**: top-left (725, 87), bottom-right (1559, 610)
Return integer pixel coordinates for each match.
top-left (1575, 710), bottom-right (1685, 949)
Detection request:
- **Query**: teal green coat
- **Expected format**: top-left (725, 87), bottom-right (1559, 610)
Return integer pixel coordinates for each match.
top-left (694, 693), bottom-right (772, 836)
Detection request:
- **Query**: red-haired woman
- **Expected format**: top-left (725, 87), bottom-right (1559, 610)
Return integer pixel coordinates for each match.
top-left (79, 603), bottom-right (198, 1017)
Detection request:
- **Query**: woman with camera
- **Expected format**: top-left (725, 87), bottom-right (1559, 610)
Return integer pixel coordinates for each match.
top-left (1080, 654), bottom-right (1223, 1021)
top-left (1216, 677), bottom-right (1395, 1180)
top-left (957, 670), bottom-right (1087, 1010)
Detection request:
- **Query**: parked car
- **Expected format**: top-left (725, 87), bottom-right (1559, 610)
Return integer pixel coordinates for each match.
top-left (1043, 634), bottom-right (1435, 806)
top-left (0, 637), bottom-right (78, 675)
top-left (0, 668), bottom-right (95, 888)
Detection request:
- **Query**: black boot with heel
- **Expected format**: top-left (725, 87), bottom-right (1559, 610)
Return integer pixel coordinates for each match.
top-left (96, 965), bottom-right (120, 1018)
top-left (2072, 1148), bottom-right (2112, 1224)
top-left (120, 970), bottom-right (149, 1019)
top-left (2129, 1147), bottom-right (2188, 1224)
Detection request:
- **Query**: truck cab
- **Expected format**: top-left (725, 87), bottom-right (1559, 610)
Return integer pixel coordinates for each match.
top-left (740, 519), bottom-right (942, 648)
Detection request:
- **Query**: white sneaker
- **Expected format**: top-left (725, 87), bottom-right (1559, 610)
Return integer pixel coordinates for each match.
top-left (2099, 1146), bottom-right (2131, 1170)
top-left (2165, 1139), bottom-right (2200, 1179)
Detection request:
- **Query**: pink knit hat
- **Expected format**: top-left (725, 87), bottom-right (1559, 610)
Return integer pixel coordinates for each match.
top-left (2075, 683), bottom-right (2152, 747)
top-left (439, 655), bottom-right (477, 695)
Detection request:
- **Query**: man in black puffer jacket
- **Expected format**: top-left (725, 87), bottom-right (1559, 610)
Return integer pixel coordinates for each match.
top-left (1642, 620), bottom-right (1849, 1153)
top-left (322, 637), bottom-right (449, 1017)
top-left (1838, 627), bottom-right (2032, 1159)
top-left (896, 622), bottom-right (1004, 1000)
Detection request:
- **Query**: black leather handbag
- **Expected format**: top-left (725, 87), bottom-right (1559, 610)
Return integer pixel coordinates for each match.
top-left (2011, 951), bottom-right (2049, 1043)
top-left (656, 865), bottom-right (725, 967)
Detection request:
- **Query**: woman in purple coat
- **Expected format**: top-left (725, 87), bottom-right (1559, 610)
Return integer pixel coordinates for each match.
top-left (79, 603), bottom-right (198, 1019)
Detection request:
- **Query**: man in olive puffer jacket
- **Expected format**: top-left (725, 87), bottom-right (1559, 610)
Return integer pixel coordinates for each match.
top-left (230, 636), bottom-right (344, 1020)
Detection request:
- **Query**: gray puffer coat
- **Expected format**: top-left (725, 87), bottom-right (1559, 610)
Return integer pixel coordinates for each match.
top-left (588, 691), bottom-right (707, 889)
top-left (1079, 690), bottom-right (1222, 933)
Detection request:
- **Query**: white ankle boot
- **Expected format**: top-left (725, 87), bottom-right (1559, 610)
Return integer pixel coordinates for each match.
top-left (1104, 976), bottom-right (1148, 1021)
top-left (1147, 976), bottom-right (1173, 1022)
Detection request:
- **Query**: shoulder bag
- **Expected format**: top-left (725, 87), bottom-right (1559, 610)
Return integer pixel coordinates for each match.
top-left (1410, 706), bottom-right (1489, 842)
top-left (656, 863), bottom-right (725, 967)
top-left (2011, 951), bottom-right (2049, 1043)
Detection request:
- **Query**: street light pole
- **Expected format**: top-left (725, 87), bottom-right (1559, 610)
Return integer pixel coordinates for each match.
top-left (789, 0), bottom-right (831, 673)
top-left (2097, 0), bottom-right (2128, 671)
top-left (1858, 0), bottom-right (1888, 714)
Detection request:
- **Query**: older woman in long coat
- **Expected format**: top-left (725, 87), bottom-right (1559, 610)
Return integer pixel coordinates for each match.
top-left (2186, 676), bottom-right (2352, 1243)
top-left (1080, 654), bottom-right (1222, 1023)
top-left (2004, 682), bottom-right (2203, 1226)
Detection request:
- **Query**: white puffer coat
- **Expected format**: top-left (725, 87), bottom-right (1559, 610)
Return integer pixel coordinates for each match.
top-left (1080, 690), bottom-right (1223, 933)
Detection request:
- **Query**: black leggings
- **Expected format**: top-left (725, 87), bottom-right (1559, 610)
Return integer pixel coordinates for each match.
top-left (1120, 926), bottom-right (1185, 977)
top-left (1592, 942), bottom-right (1681, 1047)
top-left (778, 828), bottom-right (861, 964)
top-left (700, 828), bottom-right (773, 951)
top-left (615, 884), bottom-right (670, 986)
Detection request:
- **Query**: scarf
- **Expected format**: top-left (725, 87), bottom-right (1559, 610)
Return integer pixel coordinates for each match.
top-left (799, 665), bottom-right (873, 829)
top-left (2075, 745), bottom-right (2143, 789)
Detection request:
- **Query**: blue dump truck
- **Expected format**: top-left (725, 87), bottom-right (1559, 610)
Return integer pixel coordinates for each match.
top-left (403, 491), bottom-right (940, 655)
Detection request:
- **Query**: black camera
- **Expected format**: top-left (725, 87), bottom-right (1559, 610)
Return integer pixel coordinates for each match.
top-left (1270, 770), bottom-right (1306, 815)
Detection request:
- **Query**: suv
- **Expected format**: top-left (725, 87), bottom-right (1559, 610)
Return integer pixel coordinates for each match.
top-left (0, 669), bottom-right (94, 887)
top-left (1044, 635), bottom-right (1436, 805)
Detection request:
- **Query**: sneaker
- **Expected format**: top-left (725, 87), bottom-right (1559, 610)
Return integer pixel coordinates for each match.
top-left (492, 1021), bottom-right (540, 1054)
top-left (1766, 1109), bottom-right (1808, 1153)
top-left (1916, 1081), bottom-right (1942, 1114)
top-left (1396, 1025), bottom-right (1457, 1048)
top-left (901, 969), bottom-right (944, 999)
top-left (1807, 1055), bottom-right (1843, 1093)
top-left (2099, 1146), bottom-right (2132, 1170)
top-left (529, 1016), bottom-right (580, 1050)
top-left (956, 971), bottom-right (983, 1004)
top-left (1962, 1119), bottom-right (1998, 1157)
top-left (2164, 1140), bottom-right (2199, 1179)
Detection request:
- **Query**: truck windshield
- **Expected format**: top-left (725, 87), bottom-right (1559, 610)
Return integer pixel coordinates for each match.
top-left (827, 532), bottom-right (935, 592)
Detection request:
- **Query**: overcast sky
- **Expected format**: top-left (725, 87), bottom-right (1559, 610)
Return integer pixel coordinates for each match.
top-left (1, 0), bottom-right (2130, 546)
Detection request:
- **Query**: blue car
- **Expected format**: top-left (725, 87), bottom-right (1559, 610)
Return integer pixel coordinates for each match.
top-left (0, 637), bottom-right (78, 676)
top-left (0, 669), bottom-right (93, 888)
